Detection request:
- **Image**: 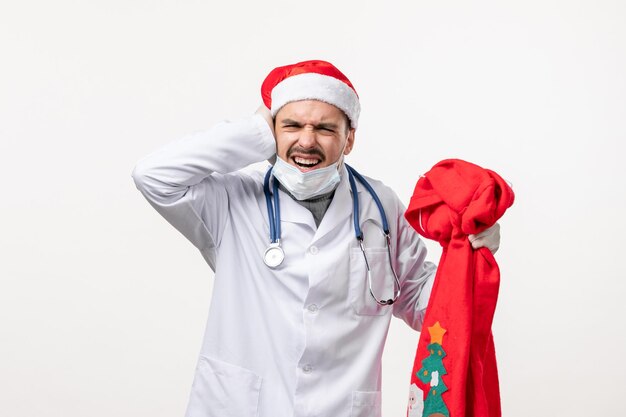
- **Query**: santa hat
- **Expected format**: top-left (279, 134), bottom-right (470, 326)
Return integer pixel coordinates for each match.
top-left (261, 60), bottom-right (360, 129)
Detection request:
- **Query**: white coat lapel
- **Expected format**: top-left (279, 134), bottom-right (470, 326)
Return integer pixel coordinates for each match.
top-left (312, 165), bottom-right (364, 244)
top-left (275, 187), bottom-right (316, 230)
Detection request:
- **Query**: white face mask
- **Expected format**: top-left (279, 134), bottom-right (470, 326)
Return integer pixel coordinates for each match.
top-left (272, 156), bottom-right (342, 200)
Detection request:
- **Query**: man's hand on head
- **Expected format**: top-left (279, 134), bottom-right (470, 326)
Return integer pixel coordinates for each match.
top-left (468, 223), bottom-right (501, 254)
top-left (255, 105), bottom-right (275, 138)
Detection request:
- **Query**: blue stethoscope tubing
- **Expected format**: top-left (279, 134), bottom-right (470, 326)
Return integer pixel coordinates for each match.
top-left (262, 163), bottom-right (401, 306)
top-left (264, 168), bottom-right (281, 244)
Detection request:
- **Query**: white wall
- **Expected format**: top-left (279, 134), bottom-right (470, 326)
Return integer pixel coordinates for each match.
top-left (1, 1), bottom-right (624, 415)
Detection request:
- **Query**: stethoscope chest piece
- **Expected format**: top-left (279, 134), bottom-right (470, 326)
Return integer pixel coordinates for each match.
top-left (263, 242), bottom-right (284, 268)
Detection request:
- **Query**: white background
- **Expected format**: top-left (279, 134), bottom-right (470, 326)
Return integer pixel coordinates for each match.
top-left (1, 0), bottom-right (625, 416)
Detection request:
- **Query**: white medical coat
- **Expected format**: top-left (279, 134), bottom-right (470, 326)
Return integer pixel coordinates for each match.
top-left (131, 114), bottom-right (437, 417)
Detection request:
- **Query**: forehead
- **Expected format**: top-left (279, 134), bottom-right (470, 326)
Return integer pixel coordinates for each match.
top-left (276, 100), bottom-right (347, 124)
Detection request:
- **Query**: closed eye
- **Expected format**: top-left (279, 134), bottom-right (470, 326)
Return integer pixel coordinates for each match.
top-left (279, 118), bottom-right (301, 128)
top-left (316, 123), bottom-right (338, 133)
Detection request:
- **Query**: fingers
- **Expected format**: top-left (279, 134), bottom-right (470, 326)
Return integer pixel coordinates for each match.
top-left (470, 236), bottom-right (500, 254)
top-left (255, 105), bottom-right (275, 137)
top-left (468, 223), bottom-right (500, 254)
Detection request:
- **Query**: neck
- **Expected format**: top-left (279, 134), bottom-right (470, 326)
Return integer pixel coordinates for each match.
top-left (277, 180), bottom-right (338, 228)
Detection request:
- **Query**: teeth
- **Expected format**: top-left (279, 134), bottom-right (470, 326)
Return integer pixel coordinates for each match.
top-left (294, 157), bottom-right (320, 166)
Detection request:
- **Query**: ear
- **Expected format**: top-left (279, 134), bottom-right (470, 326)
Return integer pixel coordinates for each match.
top-left (343, 128), bottom-right (356, 156)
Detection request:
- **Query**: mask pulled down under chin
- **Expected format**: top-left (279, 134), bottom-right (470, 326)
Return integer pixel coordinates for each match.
top-left (272, 156), bottom-right (342, 200)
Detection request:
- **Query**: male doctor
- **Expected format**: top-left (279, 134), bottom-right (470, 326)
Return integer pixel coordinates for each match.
top-left (131, 60), bottom-right (500, 417)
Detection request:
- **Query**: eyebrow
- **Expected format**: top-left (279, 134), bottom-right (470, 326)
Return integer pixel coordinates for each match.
top-left (280, 119), bottom-right (340, 131)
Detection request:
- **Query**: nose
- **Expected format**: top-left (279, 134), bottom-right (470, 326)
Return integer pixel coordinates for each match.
top-left (297, 126), bottom-right (317, 149)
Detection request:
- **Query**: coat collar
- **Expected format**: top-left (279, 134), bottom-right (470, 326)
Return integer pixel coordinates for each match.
top-left (275, 164), bottom-right (367, 243)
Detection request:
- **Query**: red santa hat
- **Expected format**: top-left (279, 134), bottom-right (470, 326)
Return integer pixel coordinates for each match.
top-left (261, 60), bottom-right (361, 129)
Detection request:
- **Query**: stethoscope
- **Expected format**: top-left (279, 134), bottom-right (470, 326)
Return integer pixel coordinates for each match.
top-left (263, 164), bottom-right (401, 306)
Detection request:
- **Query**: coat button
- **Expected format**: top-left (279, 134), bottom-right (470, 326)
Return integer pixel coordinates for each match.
top-left (309, 246), bottom-right (319, 255)
top-left (307, 304), bottom-right (319, 313)
top-left (302, 364), bottom-right (313, 373)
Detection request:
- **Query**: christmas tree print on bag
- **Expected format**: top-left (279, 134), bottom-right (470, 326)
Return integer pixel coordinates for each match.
top-left (415, 322), bottom-right (449, 417)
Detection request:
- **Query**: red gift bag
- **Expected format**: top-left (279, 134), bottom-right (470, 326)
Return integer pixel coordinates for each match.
top-left (404, 159), bottom-right (514, 417)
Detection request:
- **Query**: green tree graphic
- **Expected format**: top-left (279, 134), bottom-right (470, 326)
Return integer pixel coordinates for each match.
top-left (416, 341), bottom-right (449, 417)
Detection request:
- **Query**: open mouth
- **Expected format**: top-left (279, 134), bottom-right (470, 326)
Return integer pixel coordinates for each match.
top-left (292, 156), bottom-right (322, 169)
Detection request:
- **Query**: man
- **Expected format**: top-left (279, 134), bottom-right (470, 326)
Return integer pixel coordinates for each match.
top-left (131, 60), bottom-right (499, 417)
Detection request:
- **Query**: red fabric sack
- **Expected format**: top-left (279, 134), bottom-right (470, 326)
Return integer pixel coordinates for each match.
top-left (404, 159), bottom-right (514, 417)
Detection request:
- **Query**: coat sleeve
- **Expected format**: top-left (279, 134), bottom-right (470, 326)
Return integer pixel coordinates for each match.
top-left (391, 203), bottom-right (437, 332)
top-left (130, 114), bottom-right (276, 269)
